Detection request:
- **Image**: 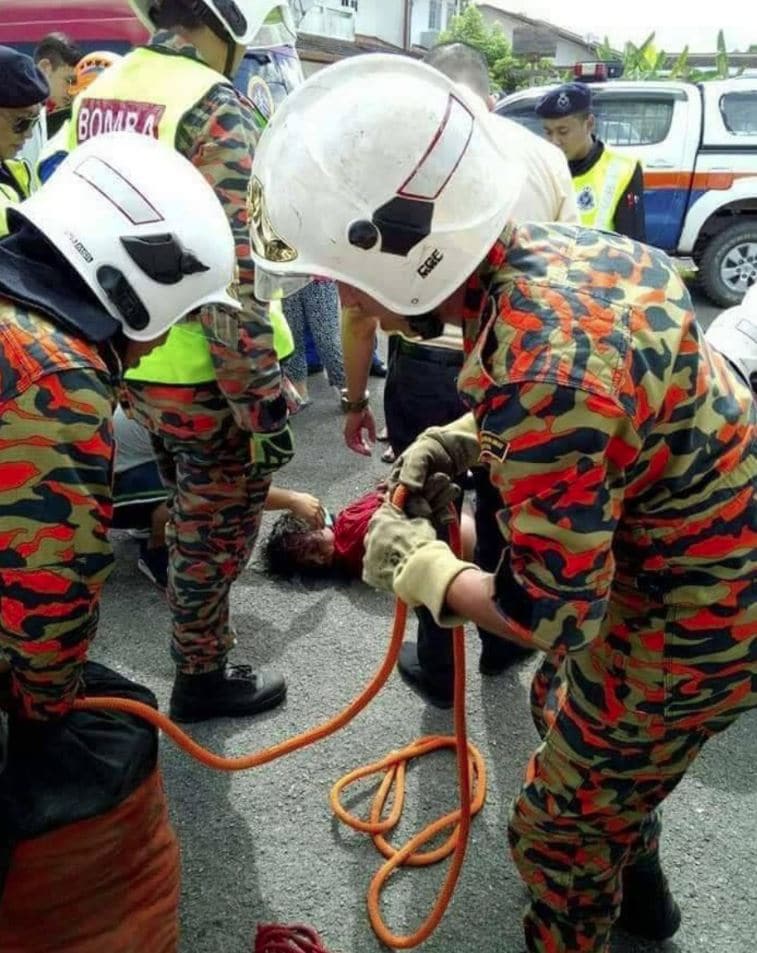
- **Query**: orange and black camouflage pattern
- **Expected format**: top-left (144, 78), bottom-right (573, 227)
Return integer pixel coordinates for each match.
top-left (125, 381), bottom-right (272, 672)
top-left (0, 301), bottom-right (116, 719)
top-left (115, 34), bottom-right (290, 670)
top-left (458, 223), bottom-right (757, 953)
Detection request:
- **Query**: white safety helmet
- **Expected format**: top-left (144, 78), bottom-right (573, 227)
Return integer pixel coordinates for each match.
top-left (705, 283), bottom-right (757, 394)
top-left (14, 131), bottom-right (239, 341)
top-left (130, 0), bottom-right (296, 47)
top-left (248, 54), bottom-right (526, 316)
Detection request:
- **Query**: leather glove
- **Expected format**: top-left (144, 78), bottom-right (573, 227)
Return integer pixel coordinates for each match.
top-left (250, 423), bottom-right (295, 476)
top-left (362, 502), bottom-right (476, 627)
top-left (388, 413), bottom-right (479, 525)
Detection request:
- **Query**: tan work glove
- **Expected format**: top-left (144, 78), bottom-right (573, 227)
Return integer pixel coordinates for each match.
top-left (363, 502), bottom-right (476, 627)
top-left (388, 413), bottom-right (480, 525)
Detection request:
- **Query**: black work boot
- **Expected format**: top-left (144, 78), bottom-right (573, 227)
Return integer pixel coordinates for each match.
top-left (169, 664), bottom-right (287, 723)
top-left (397, 642), bottom-right (453, 710)
top-left (617, 854), bottom-right (682, 941)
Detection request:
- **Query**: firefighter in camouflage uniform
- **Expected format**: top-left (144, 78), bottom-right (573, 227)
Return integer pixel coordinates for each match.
top-left (245, 56), bottom-right (757, 953)
top-left (68, 0), bottom-right (299, 722)
top-left (0, 133), bottom-right (238, 719)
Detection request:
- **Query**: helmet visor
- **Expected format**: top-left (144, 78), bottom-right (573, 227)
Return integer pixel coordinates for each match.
top-left (254, 266), bottom-right (312, 302)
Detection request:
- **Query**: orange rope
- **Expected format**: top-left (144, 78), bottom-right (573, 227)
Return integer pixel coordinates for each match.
top-left (72, 488), bottom-right (485, 949)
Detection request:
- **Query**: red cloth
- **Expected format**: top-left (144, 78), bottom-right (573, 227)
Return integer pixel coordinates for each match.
top-left (332, 490), bottom-right (383, 577)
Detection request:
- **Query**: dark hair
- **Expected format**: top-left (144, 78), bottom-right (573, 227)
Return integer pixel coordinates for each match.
top-left (554, 110), bottom-right (592, 124)
top-left (424, 41), bottom-right (491, 102)
top-left (150, 0), bottom-right (227, 38)
top-left (33, 33), bottom-right (83, 68)
top-left (262, 513), bottom-right (330, 579)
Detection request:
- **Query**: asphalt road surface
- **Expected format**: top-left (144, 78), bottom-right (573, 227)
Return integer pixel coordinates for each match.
top-left (94, 290), bottom-right (754, 953)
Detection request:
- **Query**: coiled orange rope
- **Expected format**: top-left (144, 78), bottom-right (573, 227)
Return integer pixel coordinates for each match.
top-left (73, 488), bottom-right (485, 948)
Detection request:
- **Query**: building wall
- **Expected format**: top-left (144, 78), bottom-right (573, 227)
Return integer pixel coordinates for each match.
top-left (411, 0), bottom-right (463, 47)
top-left (475, 6), bottom-right (516, 42)
top-left (554, 37), bottom-right (594, 67)
top-left (476, 4), bottom-right (595, 64)
top-left (356, 0), bottom-right (406, 47)
top-left (298, 3), bottom-right (356, 39)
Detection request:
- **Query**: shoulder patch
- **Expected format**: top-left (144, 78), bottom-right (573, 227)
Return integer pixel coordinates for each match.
top-left (479, 429), bottom-right (509, 465)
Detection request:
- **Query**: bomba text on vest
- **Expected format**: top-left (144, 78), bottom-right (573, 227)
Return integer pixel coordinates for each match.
top-left (77, 99), bottom-right (166, 141)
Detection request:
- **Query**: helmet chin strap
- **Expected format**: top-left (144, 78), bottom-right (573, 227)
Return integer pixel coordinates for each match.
top-left (186, 0), bottom-right (237, 78)
top-left (222, 38), bottom-right (236, 78)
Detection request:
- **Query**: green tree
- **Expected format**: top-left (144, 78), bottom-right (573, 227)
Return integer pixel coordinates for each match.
top-left (596, 30), bottom-right (737, 83)
top-left (437, 5), bottom-right (521, 92)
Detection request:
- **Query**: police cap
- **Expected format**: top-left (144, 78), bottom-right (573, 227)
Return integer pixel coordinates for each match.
top-left (535, 82), bottom-right (592, 119)
top-left (0, 45), bottom-right (50, 108)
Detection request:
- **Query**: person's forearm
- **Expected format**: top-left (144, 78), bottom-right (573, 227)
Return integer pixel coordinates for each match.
top-left (341, 305), bottom-right (377, 401)
top-left (444, 568), bottom-right (532, 650)
top-left (265, 486), bottom-right (297, 511)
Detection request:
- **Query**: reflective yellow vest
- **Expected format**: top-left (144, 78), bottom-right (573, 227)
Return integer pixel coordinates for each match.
top-left (572, 148), bottom-right (637, 232)
top-left (69, 47), bottom-right (236, 384)
top-left (0, 159), bottom-right (34, 237)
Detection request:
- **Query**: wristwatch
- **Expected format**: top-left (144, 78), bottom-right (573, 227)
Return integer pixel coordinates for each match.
top-left (340, 389), bottom-right (370, 414)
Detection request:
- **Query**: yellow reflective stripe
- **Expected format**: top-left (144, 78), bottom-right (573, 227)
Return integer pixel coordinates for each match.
top-left (0, 160), bottom-right (33, 237)
top-left (125, 321), bottom-right (214, 384)
top-left (270, 298), bottom-right (294, 360)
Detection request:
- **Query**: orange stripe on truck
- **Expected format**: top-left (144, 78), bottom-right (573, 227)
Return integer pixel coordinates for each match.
top-left (645, 171), bottom-right (757, 191)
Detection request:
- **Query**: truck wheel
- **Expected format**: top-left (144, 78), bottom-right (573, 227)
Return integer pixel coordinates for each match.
top-left (699, 221), bottom-right (757, 308)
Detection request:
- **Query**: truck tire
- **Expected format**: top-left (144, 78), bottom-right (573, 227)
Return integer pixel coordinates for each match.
top-left (699, 221), bottom-right (757, 308)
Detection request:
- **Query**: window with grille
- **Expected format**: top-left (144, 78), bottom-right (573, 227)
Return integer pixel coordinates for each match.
top-left (720, 92), bottom-right (757, 136)
top-left (340, 0), bottom-right (358, 9)
top-left (446, 1), bottom-right (457, 23)
top-left (497, 94), bottom-right (675, 146)
top-left (429, 0), bottom-right (442, 30)
top-left (594, 98), bottom-right (674, 146)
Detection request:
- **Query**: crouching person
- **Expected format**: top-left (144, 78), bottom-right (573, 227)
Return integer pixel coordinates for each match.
top-left (0, 132), bottom-right (239, 952)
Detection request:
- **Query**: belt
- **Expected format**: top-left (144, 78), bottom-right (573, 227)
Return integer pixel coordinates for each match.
top-left (396, 336), bottom-right (464, 368)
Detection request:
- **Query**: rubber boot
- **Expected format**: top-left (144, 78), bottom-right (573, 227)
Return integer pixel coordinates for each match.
top-left (617, 853), bottom-right (682, 941)
top-left (169, 664), bottom-right (286, 723)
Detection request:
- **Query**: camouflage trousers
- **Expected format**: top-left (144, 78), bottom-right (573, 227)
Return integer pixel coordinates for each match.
top-left (508, 588), bottom-right (757, 953)
top-left (0, 369), bottom-right (115, 719)
top-left (125, 381), bottom-right (272, 674)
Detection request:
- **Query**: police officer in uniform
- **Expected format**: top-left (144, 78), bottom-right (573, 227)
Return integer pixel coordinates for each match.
top-left (536, 81), bottom-right (647, 241)
top-left (0, 46), bottom-right (49, 237)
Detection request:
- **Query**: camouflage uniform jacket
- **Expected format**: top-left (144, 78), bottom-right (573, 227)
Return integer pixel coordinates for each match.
top-left (458, 224), bottom-right (757, 662)
top-left (0, 300), bottom-right (117, 718)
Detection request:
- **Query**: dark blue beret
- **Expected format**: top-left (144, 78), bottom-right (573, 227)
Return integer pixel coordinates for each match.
top-left (535, 82), bottom-right (592, 119)
top-left (0, 45), bottom-right (49, 108)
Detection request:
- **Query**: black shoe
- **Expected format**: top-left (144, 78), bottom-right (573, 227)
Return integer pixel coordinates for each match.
top-left (369, 358), bottom-right (388, 378)
top-left (617, 855), bottom-right (682, 941)
top-left (396, 642), bottom-right (453, 710)
top-left (138, 540), bottom-right (168, 589)
top-left (479, 639), bottom-right (532, 676)
top-left (307, 362), bottom-right (324, 376)
top-left (169, 663), bottom-right (287, 723)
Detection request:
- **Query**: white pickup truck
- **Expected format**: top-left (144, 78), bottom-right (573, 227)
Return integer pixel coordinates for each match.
top-left (497, 77), bottom-right (757, 306)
